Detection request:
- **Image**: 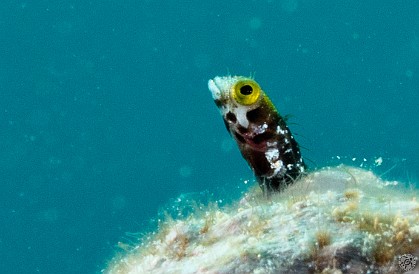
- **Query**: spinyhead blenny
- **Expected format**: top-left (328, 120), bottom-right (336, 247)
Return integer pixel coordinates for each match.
top-left (208, 76), bottom-right (305, 194)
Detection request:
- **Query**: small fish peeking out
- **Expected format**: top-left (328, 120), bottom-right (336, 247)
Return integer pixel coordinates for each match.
top-left (208, 75), bottom-right (306, 195)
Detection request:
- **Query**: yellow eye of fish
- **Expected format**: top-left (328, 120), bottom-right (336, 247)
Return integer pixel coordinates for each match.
top-left (231, 79), bottom-right (261, 106)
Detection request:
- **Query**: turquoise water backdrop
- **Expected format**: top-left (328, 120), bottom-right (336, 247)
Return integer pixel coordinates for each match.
top-left (1, 1), bottom-right (418, 273)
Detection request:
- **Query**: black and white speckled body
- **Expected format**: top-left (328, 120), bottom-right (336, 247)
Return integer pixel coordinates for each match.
top-left (208, 76), bottom-right (305, 194)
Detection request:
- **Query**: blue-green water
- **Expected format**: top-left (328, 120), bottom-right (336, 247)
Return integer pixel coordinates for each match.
top-left (1, 1), bottom-right (418, 273)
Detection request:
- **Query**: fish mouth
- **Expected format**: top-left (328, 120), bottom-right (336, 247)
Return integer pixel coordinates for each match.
top-left (208, 78), bottom-right (222, 100)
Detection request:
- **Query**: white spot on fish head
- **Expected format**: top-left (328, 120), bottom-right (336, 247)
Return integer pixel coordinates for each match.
top-left (236, 106), bottom-right (249, 128)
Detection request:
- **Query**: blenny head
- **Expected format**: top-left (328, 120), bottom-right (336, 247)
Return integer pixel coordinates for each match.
top-left (208, 75), bottom-right (306, 194)
top-left (208, 76), bottom-right (269, 128)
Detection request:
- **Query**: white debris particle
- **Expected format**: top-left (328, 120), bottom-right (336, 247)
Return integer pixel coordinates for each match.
top-left (375, 157), bottom-right (383, 166)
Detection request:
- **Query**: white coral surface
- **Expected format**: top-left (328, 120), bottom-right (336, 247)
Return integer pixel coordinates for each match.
top-left (105, 166), bottom-right (419, 274)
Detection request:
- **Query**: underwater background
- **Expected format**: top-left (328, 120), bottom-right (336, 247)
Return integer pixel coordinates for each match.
top-left (1, 1), bottom-right (418, 273)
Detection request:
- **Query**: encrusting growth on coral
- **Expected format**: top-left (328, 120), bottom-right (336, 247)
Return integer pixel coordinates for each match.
top-left (104, 166), bottom-right (419, 274)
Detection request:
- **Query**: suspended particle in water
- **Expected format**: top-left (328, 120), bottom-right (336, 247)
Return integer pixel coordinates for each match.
top-left (405, 70), bottom-right (413, 78)
top-left (179, 165), bottom-right (193, 178)
top-left (282, 0), bottom-right (298, 14)
top-left (249, 17), bottom-right (262, 30)
top-left (374, 157), bottom-right (383, 166)
top-left (37, 208), bottom-right (59, 223)
top-left (111, 195), bottom-right (127, 211)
